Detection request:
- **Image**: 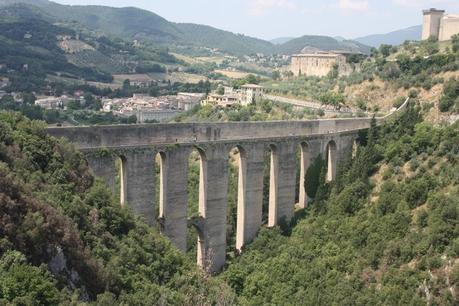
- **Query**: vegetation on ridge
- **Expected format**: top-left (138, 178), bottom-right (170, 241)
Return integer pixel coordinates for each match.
top-left (0, 111), bottom-right (235, 305)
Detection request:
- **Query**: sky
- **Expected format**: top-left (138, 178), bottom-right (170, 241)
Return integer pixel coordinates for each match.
top-left (52, 0), bottom-right (459, 40)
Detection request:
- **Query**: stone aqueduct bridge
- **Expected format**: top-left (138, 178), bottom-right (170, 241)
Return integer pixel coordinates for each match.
top-left (47, 117), bottom-right (385, 272)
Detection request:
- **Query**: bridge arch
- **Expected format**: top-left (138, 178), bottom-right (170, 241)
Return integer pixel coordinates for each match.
top-left (156, 151), bottom-right (167, 220)
top-left (267, 143), bottom-right (279, 227)
top-left (227, 145), bottom-right (247, 252)
top-left (187, 146), bottom-right (208, 268)
top-left (117, 154), bottom-right (128, 207)
top-left (326, 140), bottom-right (337, 182)
top-left (298, 142), bottom-right (310, 209)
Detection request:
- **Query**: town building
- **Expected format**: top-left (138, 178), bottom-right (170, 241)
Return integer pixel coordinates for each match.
top-left (101, 93), bottom-right (203, 123)
top-left (204, 93), bottom-right (240, 107)
top-left (422, 8), bottom-right (459, 41)
top-left (202, 85), bottom-right (264, 107)
top-left (290, 52), bottom-right (352, 77)
top-left (35, 96), bottom-right (72, 109)
top-left (240, 84), bottom-right (264, 106)
top-left (176, 92), bottom-right (206, 111)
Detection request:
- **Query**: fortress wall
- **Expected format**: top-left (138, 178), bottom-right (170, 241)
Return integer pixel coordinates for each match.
top-left (440, 16), bottom-right (459, 41)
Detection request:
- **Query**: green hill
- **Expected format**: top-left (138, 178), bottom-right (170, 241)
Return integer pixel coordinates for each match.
top-left (174, 23), bottom-right (274, 55)
top-left (0, 0), bottom-right (371, 56)
top-left (0, 0), bottom-right (274, 56)
top-left (0, 4), bottom-right (179, 90)
top-left (0, 5), bottom-right (114, 91)
top-left (276, 35), bottom-right (371, 54)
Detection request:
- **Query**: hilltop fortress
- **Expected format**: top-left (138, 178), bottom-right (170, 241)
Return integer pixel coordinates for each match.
top-left (422, 8), bottom-right (459, 41)
top-left (290, 51), bottom-right (355, 77)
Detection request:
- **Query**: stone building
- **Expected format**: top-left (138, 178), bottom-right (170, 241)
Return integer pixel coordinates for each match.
top-left (35, 96), bottom-right (72, 110)
top-left (290, 52), bottom-right (351, 77)
top-left (422, 8), bottom-right (459, 41)
top-left (240, 84), bottom-right (264, 106)
top-left (202, 85), bottom-right (263, 107)
top-left (204, 93), bottom-right (240, 107)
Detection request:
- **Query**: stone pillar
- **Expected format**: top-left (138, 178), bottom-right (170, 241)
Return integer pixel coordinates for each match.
top-left (236, 143), bottom-right (265, 251)
top-left (124, 150), bottom-right (156, 226)
top-left (199, 145), bottom-right (229, 273)
top-left (160, 147), bottom-right (190, 252)
top-left (86, 153), bottom-right (117, 194)
top-left (269, 141), bottom-right (297, 227)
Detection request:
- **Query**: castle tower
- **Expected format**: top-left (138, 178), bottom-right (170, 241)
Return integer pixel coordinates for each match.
top-left (422, 8), bottom-right (445, 40)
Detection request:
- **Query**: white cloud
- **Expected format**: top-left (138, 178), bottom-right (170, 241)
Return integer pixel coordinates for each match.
top-left (249, 0), bottom-right (297, 16)
top-left (392, 0), bottom-right (457, 8)
top-left (338, 0), bottom-right (369, 12)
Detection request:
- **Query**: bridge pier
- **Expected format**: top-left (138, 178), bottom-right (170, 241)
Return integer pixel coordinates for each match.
top-left (159, 148), bottom-right (190, 252)
top-left (86, 153), bottom-right (117, 194)
top-left (198, 145), bottom-right (229, 273)
top-left (122, 150), bottom-right (156, 226)
top-left (236, 143), bottom-right (265, 252)
top-left (269, 141), bottom-right (297, 227)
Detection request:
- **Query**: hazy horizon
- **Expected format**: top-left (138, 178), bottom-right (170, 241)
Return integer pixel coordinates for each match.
top-left (50, 0), bottom-right (459, 40)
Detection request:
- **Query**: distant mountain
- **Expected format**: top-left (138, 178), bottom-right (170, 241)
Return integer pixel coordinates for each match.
top-left (333, 36), bottom-right (347, 42)
top-left (275, 35), bottom-right (371, 54)
top-left (270, 37), bottom-right (294, 45)
top-left (175, 23), bottom-right (274, 55)
top-left (0, 0), bottom-right (371, 56)
top-left (354, 25), bottom-right (422, 48)
top-left (0, 0), bottom-right (274, 56)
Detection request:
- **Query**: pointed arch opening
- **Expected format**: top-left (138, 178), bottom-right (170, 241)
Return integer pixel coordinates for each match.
top-left (155, 151), bottom-right (167, 221)
top-left (297, 142), bottom-right (310, 209)
top-left (262, 144), bottom-right (278, 227)
top-left (326, 140), bottom-right (337, 182)
top-left (225, 146), bottom-right (246, 253)
top-left (115, 155), bottom-right (128, 207)
top-left (187, 147), bottom-right (207, 268)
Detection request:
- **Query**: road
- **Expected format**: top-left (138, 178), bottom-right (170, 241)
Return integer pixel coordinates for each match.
top-left (264, 94), bottom-right (361, 115)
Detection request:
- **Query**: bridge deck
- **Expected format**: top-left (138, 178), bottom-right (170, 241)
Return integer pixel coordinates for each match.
top-left (47, 117), bottom-right (380, 150)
